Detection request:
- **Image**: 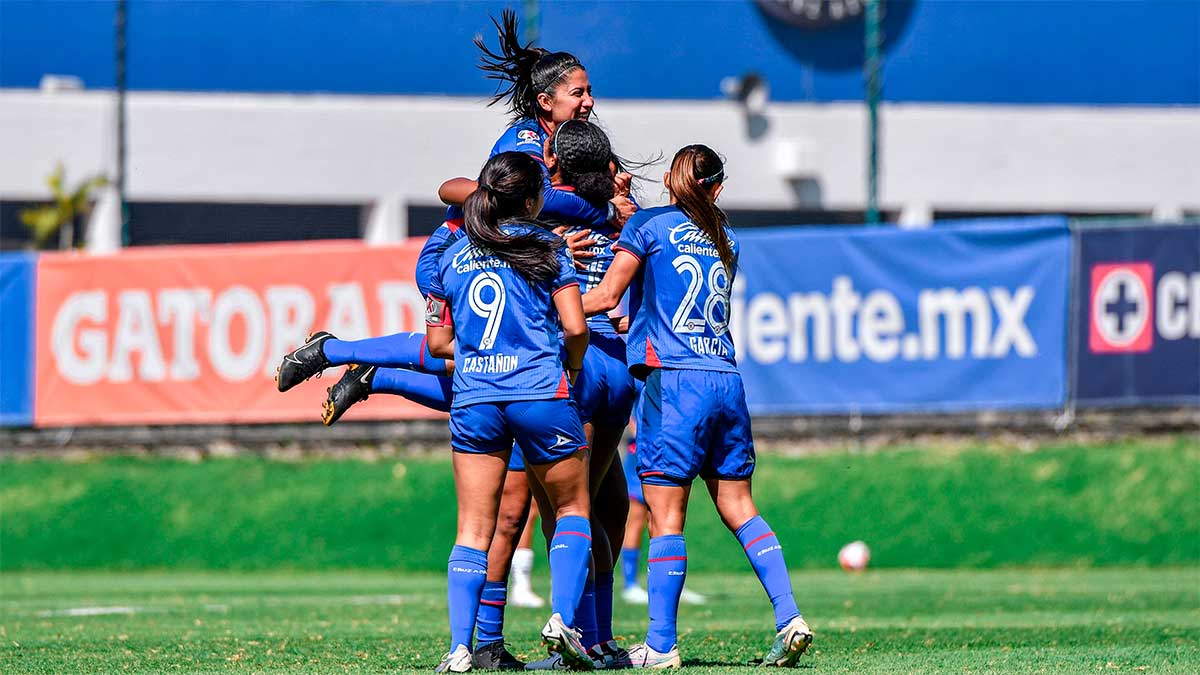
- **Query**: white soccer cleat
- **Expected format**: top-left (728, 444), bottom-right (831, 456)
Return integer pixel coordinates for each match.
top-left (510, 584), bottom-right (547, 608)
top-left (525, 651), bottom-right (602, 671)
top-left (436, 644), bottom-right (473, 673)
top-left (621, 585), bottom-right (649, 605)
top-left (679, 586), bottom-right (707, 605)
top-left (540, 613), bottom-right (595, 670)
top-left (626, 643), bottom-right (681, 669)
top-left (524, 652), bottom-right (568, 671)
top-left (760, 615), bottom-right (813, 667)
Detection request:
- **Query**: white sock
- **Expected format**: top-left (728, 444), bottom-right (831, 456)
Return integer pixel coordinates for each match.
top-left (511, 547), bottom-right (534, 590)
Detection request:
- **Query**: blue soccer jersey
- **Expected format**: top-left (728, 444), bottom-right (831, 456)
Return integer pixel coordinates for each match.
top-left (545, 187), bottom-right (622, 336)
top-left (415, 207), bottom-right (466, 298)
top-left (614, 206), bottom-right (739, 377)
top-left (427, 223), bottom-right (579, 407)
top-left (491, 118), bottom-right (608, 228)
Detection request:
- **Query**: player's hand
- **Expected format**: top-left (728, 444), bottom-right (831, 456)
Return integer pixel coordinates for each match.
top-left (554, 226), bottom-right (598, 270)
top-left (613, 172), bottom-right (632, 197)
top-left (609, 195), bottom-right (637, 229)
top-left (610, 315), bottom-right (630, 334)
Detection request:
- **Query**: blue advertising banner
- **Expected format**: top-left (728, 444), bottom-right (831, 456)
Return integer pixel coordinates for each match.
top-left (0, 252), bottom-right (36, 426)
top-left (1073, 223), bottom-right (1200, 406)
top-left (732, 218), bottom-right (1070, 414)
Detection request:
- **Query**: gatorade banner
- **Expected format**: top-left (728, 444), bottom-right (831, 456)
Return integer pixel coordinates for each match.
top-left (34, 240), bottom-right (443, 426)
top-left (731, 218), bottom-right (1071, 413)
top-left (1073, 223), bottom-right (1200, 406)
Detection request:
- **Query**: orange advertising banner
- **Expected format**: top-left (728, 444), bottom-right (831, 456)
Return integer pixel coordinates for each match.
top-left (35, 240), bottom-right (446, 426)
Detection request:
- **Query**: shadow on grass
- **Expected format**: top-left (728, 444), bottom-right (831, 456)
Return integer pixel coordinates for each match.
top-left (683, 658), bottom-right (815, 668)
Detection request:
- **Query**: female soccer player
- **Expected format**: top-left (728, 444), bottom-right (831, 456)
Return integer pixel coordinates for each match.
top-left (441, 120), bottom-right (639, 670)
top-left (582, 145), bottom-right (814, 668)
top-left (521, 119), bottom-right (638, 670)
top-left (274, 9), bottom-right (633, 395)
top-left (290, 121), bottom-right (636, 671)
top-left (426, 151), bottom-right (593, 673)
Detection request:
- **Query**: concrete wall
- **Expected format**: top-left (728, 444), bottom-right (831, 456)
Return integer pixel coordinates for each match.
top-left (3, 89), bottom-right (1198, 218)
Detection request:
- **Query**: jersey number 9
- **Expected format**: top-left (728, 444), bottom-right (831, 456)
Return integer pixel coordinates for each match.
top-left (468, 272), bottom-right (507, 350)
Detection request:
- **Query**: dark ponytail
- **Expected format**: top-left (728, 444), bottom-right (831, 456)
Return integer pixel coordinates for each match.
top-left (549, 120), bottom-right (616, 207)
top-left (666, 145), bottom-right (735, 272)
top-left (475, 9), bottom-right (585, 122)
top-left (463, 152), bottom-right (565, 284)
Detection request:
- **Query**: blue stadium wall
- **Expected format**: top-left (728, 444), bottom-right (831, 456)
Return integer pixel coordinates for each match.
top-left (3, 0), bottom-right (1197, 105)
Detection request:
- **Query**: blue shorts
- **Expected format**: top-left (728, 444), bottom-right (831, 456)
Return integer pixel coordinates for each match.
top-left (451, 398), bottom-right (587, 466)
top-left (572, 333), bottom-right (637, 428)
top-left (636, 368), bottom-right (756, 486)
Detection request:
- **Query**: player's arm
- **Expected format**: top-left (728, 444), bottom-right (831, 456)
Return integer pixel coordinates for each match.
top-left (553, 283), bottom-right (589, 384)
top-left (424, 294), bottom-right (455, 359)
top-left (438, 178), bottom-right (477, 206)
top-left (582, 250), bottom-right (640, 316)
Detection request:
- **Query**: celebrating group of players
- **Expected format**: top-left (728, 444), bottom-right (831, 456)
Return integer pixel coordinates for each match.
top-left (274, 11), bottom-right (813, 672)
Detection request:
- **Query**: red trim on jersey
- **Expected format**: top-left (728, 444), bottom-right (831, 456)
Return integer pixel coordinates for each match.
top-left (555, 372), bottom-right (570, 399)
top-left (645, 339), bottom-right (662, 368)
top-left (648, 556), bottom-right (687, 563)
top-left (553, 185), bottom-right (576, 192)
top-left (640, 471), bottom-right (665, 477)
top-left (419, 335), bottom-right (428, 369)
top-left (538, 117), bottom-right (554, 136)
top-left (612, 244), bottom-right (642, 262)
top-left (553, 531), bottom-right (592, 541)
top-left (743, 533), bottom-right (776, 551)
top-left (552, 281), bottom-right (580, 297)
top-left (479, 599), bottom-right (506, 607)
top-left (446, 217), bottom-right (463, 233)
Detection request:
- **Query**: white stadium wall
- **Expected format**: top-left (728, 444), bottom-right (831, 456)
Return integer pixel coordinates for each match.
top-left (2, 89), bottom-right (1198, 229)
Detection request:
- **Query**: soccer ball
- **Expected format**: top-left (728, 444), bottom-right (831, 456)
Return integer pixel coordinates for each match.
top-left (838, 540), bottom-right (870, 572)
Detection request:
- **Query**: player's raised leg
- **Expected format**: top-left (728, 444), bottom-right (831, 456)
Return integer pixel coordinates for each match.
top-left (322, 366), bottom-right (453, 425)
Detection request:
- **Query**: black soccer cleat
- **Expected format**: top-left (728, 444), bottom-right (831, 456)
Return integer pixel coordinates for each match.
top-left (275, 331), bottom-right (335, 392)
top-left (322, 364), bottom-right (375, 426)
top-left (470, 640), bottom-right (525, 671)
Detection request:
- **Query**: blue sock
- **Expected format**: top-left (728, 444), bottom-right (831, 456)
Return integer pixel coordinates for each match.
top-left (548, 515), bottom-right (592, 627)
top-left (447, 545), bottom-right (488, 651)
top-left (620, 547), bottom-right (641, 589)
top-left (475, 580), bottom-right (507, 645)
top-left (646, 535), bottom-right (686, 653)
top-left (371, 369), bottom-right (453, 412)
top-left (576, 579), bottom-right (598, 650)
top-left (595, 570), bottom-right (615, 644)
top-left (322, 332), bottom-right (448, 375)
top-left (736, 516), bottom-right (801, 630)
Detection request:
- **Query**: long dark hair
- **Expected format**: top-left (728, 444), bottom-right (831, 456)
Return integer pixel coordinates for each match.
top-left (463, 152), bottom-right (564, 284)
top-left (666, 144), bottom-right (735, 272)
top-left (475, 9), bottom-right (585, 122)
top-left (549, 120), bottom-right (615, 207)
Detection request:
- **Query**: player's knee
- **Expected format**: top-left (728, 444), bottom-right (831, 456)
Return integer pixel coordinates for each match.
top-left (715, 496), bottom-right (759, 532)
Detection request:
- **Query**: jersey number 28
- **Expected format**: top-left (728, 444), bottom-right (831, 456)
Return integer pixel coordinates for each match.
top-left (670, 255), bottom-right (730, 336)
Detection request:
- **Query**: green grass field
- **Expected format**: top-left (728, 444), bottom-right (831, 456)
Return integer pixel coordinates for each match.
top-left (3, 437), bottom-right (1197, 570)
top-left (2, 568), bottom-right (1197, 674)
top-left (2, 437), bottom-right (1197, 672)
